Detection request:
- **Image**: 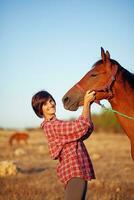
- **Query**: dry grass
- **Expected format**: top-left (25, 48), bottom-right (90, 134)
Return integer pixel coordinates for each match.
top-left (0, 130), bottom-right (134, 200)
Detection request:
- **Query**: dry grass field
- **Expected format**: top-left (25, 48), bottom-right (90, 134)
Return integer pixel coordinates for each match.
top-left (0, 130), bottom-right (134, 200)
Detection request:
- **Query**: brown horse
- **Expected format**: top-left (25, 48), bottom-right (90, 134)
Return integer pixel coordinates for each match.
top-left (62, 47), bottom-right (134, 160)
top-left (9, 132), bottom-right (29, 146)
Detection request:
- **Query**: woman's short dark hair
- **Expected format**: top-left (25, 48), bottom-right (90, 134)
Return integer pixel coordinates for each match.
top-left (31, 90), bottom-right (56, 118)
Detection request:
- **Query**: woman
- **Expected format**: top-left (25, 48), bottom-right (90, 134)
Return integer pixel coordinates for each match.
top-left (31, 90), bottom-right (96, 200)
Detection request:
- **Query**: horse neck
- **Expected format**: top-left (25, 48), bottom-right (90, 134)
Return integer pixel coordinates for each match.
top-left (109, 66), bottom-right (134, 115)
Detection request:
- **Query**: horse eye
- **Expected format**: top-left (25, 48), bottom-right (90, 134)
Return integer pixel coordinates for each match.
top-left (91, 73), bottom-right (98, 77)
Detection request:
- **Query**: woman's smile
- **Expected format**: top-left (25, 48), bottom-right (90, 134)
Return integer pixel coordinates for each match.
top-left (42, 98), bottom-right (56, 119)
top-left (47, 105), bottom-right (56, 112)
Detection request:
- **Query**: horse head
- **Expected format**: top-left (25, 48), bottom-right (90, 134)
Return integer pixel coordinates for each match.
top-left (62, 47), bottom-right (119, 111)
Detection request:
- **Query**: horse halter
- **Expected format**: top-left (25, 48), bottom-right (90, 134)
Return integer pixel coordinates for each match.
top-left (76, 64), bottom-right (118, 101)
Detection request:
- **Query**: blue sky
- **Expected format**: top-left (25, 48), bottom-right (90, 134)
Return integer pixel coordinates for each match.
top-left (0, 0), bottom-right (134, 129)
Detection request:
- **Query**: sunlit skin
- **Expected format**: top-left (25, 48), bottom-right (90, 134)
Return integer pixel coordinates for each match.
top-left (42, 98), bottom-right (56, 121)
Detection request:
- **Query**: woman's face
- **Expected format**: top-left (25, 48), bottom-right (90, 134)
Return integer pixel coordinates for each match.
top-left (42, 98), bottom-right (56, 118)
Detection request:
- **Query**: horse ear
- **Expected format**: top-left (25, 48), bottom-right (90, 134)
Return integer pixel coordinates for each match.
top-left (106, 50), bottom-right (110, 60)
top-left (101, 47), bottom-right (106, 63)
top-left (105, 50), bottom-right (112, 71)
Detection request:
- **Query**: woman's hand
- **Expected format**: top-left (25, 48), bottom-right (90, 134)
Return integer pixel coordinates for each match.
top-left (84, 90), bottom-right (96, 105)
top-left (82, 90), bottom-right (96, 120)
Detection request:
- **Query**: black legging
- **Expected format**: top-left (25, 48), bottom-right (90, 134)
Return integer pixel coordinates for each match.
top-left (64, 177), bottom-right (87, 200)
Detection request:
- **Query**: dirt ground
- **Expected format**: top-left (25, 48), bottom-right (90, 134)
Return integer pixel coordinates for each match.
top-left (0, 130), bottom-right (134, 200)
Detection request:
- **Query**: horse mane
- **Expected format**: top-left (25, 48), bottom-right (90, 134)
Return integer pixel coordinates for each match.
top-left (93, 59), bottom-right (134, 90)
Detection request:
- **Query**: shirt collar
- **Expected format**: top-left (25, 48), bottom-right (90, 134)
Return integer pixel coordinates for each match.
top-left (40, 116), bottom-right (57, 128)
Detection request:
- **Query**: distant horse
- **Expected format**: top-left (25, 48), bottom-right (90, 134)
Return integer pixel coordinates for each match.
top-left (62, 47), bottom-right (134, 160)
top-left (9, 132), bottom-right (29, 146)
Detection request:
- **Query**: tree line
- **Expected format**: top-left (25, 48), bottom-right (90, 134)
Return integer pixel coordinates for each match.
top-left (92, 110), bottom-right (123, 133)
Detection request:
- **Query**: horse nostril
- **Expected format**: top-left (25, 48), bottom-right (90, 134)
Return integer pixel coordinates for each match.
top-left (63, 96), bottom-right (69, 105)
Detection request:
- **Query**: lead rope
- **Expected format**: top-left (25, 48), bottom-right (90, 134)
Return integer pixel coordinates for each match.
top-left (98, 102), bottom-right (134, 120)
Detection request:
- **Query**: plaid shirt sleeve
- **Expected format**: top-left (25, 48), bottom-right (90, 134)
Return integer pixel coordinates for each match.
top-left (53, 115), bottom-right (94, 143)
top-left (80, 126), bottom-right (94, 141)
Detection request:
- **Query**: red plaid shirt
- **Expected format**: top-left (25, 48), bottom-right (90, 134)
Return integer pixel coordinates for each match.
top-left (41, 115), bottom-right (95, 187)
